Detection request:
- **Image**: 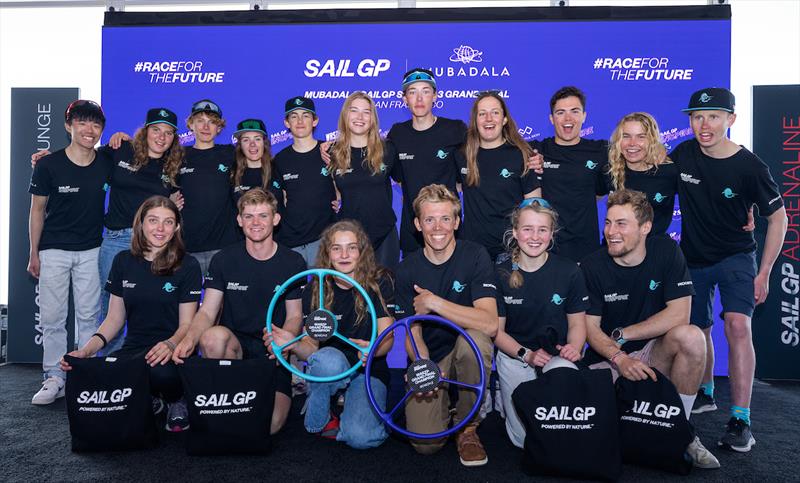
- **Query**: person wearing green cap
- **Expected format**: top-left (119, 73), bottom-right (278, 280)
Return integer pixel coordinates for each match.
top-left (231, 118), bottom-right (284, 214)
top-left (671, 87), bottom-right (787, 452)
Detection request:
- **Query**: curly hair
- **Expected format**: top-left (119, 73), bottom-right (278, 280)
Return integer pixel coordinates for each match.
top-left (130, 125), bottom-right (183, 187)
top-left (607, 112), bottom-right (669, 190)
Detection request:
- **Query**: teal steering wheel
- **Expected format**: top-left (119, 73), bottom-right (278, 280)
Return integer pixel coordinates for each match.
top-left (265, 268), bottom-right (377, 383)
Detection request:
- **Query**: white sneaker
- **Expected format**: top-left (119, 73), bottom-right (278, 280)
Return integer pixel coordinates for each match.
top-left (31, 376), bottom-right (65, 405)
top-left (688, 435), bottom-right (721, 469)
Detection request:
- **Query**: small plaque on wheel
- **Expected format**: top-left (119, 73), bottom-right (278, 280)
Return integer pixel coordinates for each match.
top-left (305, 310), bottom-right (336, 341)
top-left (406, 359), bottom-right (441, 393)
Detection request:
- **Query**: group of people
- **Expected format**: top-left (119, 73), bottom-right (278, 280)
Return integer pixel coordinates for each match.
top-left (27, 67), bottom-right (786, 470)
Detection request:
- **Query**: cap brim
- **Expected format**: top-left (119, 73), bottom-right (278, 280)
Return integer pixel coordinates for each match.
top-left (145, 120), bottom-right (178, 128)
top-left (234, 128), bottom-right (268, 136)
top-left (681, 107), bottom-right (735, 113)
top-left (285, 107), bottom-right (315, 115)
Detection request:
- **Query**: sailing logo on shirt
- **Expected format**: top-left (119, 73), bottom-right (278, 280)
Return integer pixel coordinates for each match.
top-left (122, 280), bottom-right (136, 289)
top-left (543, 161), bottom-right (560, 169)
top-left (551, 293), bottom-right (565, 305)
top-left (649, 280), bottom-right (661, 291)
top-left (399, 153), bottom-right (414, 160)
top-left (103, 183), bottom-right (110, 192)
top-left (272, 180), bottom-right (281, 189)
top-left (699, 92), bottom-right (713, 103)
top-left (585, 160), bottom-right (598, 170)
top-left (452, 280), bottom-right (466, 293)
top-left (722, 187), bottom-right (738, 199)
top-left (500, 168), bottom-right (513, 178)
top-left (226, 282), bottom-right (249, 291)
top-left (436, 149), bottom-right (448, 159)
top-left (321, 167), bottom-right (330, 176)
top-left (653, 192), bottom-right (666, 203)
top-left (217, 164), bottom-right (229, 173)
top-left (504, 296), bottom-right (523, 305)
top-left (162, 282), bottom-right (177, 293)
top-left (680, 173), bottom-right (701, 185)
top-left (380, 163), bottom-right (387, 172)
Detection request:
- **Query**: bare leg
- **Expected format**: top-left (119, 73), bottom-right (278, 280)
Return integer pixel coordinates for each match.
top-left (724, 312), bottom-right (754, 408)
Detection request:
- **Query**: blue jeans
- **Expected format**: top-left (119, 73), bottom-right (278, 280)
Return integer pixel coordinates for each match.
top-left (304, 347), bottom-right (388, 449)
top-left (98, 228), bottom-right (132, 354)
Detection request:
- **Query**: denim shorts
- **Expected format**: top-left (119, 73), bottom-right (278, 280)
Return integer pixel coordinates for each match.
top-left (689, 251), bottom-right (757, 328)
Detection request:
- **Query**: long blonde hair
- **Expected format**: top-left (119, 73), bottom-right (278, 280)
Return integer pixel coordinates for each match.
top-left (330, 92), bottom-right (384, 176)
top-left (311, 220), bottom-right (393, 326)
top-left (463, 91), bottom-right (531, 187)
top-left (607, 112), bottom-right (670, 190)
top-left (503, 202), bottom-right (559, 289)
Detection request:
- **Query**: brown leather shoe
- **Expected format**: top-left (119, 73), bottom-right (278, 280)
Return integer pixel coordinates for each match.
top-left (456, 425), bottom-right (488, 466)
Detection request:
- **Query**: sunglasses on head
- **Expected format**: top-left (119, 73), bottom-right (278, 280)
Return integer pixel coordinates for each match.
top-left (519, 197), bottom-right (552, 209)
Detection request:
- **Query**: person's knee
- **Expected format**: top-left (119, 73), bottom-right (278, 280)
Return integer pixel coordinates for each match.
top-left (411, 438), bottom-right (447, 455)
top-left (308, 347), bottom-right (349, 377)
top-left (669, 324), bottom-right (706, 361)
top-left (724, 313), bottom-right (752, 341)
top-left (199, 327), bottom-right (231, 358)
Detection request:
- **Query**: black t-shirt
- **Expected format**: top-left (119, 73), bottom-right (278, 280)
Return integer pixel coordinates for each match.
top-left (334, 144), bottom-right (397, 246)
top-left (179, 145), bottom-right (242, 253)
top-left (29, 148), bottom-right (112, 251)
top-left (301, 275), bottom-right (394, 385)
top-left (102, 141), bottom-right (174, 231)
top-left (106, 250), bottom-right (202, 352)
top-left (387, 117), bottom-right (467, 252)
top-left (580, 236), bottom-right (695, 364)
top-left (531, 137), bottom-right (610, 262)
top-left (394, 240), bottom-right (496, 362)
top-left (205, 242), bottom-right (306, 341)
top-left (232, 167), bottom-right (286, 212)
top-left (272, 142), bottom-right (337, 247)
top-left (670, 139), bottom-right (783, 267)
top-left (456, 143), bottom-right (540, 259)
top-left (495, 255), bottom-right (589, 349)
top-left (607, 163), bottom-right (679, 237)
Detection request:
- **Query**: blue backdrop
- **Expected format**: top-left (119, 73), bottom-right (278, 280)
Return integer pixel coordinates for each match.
top-left (102, 12), bottom-right (731, 373)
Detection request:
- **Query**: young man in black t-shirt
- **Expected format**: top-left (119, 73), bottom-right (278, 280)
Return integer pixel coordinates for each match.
top-left (394, 184), bottom-right (497, 467)
top-left (531, 86), bottom-right (609, 262)
top-left (672, 88), bottom-right (787, 452)
top-left (272, 96), bottom-right (337, 267)
top-left (581, 190), bottom-right (719, 469)
top-left (173, 189), bottom-right (306, 434)
top-left (29, 100), bottom-right (111, 405)
top-left (386, 68), bottom-right (467, 255)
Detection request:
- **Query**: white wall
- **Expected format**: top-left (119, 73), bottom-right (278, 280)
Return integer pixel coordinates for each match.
top-left (1, 0), bottom-right (799, 304)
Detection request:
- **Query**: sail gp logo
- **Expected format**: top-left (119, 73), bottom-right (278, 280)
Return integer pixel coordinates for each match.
top-left (452, 281), bottom-right (466, 293)
top-left (450, 45), bottom-right (483, 64)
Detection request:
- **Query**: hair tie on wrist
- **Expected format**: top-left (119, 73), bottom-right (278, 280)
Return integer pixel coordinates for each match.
top-left (92, 333), bottom-right (108, 349)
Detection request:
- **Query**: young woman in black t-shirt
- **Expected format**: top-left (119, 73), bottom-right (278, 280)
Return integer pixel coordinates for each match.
top-left (494, 199), bottom-right (588, 448)
top-left (329, 92), bottom-right (399, 270)
top-left (61, 196), bottom-right (201, 433)
top-left (458, 92), bottom-right (540, 261)
top-left (231, 118), bottom-right (284, 208)
top-left (268, 220), bottom-right (395, 449)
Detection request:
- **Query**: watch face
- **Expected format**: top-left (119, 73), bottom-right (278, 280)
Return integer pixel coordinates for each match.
top-left (612, 328), bottom-right (622, 340)
top-left (517, 347), bottom-right (527, 358)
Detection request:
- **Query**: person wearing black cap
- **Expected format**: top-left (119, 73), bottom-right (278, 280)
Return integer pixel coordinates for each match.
top-left (29, 100), bottom-right (113, 405)
top-left (670, 87), bottom-right (787, 452)
top-left (272, 96), bottom-right (337, 267)
top-left (386, 68), bottom-right (467, 255)
top-left (231, 118), bottom-right (284, 212)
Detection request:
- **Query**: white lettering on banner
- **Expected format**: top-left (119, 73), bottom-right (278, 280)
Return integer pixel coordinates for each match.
top-left (36, 103), bottom-right (52, 151)
top-left (592, 57), bottom-right (693, 81)
top-left (431, 66), bottom-right (510, 78)
top-left (132, 60), bottom-right (224, 84)
top-left (304, 59), bottom-right (391, 78)
top-left (780, 263), bottom-right (800, 346)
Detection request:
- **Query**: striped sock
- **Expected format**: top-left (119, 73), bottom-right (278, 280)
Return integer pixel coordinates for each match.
top-left (700, 380), bottom-right (714, 397)
top-left (731, 406), bottom-right (750, 426)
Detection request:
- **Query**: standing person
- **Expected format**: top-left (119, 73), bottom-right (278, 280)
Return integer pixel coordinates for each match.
top-left (387, 68), bottom-right (467, 255)
top-left (231, 118), bottom-right (284, 209)
top-left (268, 220), bottom-right (395, 449)
top-left (531, 86), bottom-right (609, 262)
top-left (329, 92), bottom-right (399, 270)
top-left (456, 92), bottom-right (541, 260)
top-left (272, 96), bottom-right (337, 267)
top-left (61, 196), bottom-right (201, 432)
top-left (28, 100), bottom-right (112, 405)
top-left (493, 198), bottom-right (588, 448)
top-left (173, 188), bottom-right (305, 435)
top-left (672, 88), bottom-right (786, 451)
top-left (580, 189), bottom-right (719, 468)
top-left (393, 184), bottom-right (497, 467)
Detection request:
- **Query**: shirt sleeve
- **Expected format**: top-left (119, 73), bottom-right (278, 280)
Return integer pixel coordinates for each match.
top-left (29, 157), bottom-right (52, 196)
top-left (595, 141), bottom-right (611, 196)
top-left (284, 255), bottom-right (308, 301)
top-left (179, 257), bottom-right (203, 303)
top-left (106, 252), bottom-right (125, 296)
top-left (392, 264), bottom-right (414, 318)
top-left (376, 275), bottom-right (395, 319)
top-left (203, 251), bottom-right (225, 291)
top-left (494, 266), bottom-right (508, 318)
top-left (469, 246), bottom-right (498, 301)
top-left (580, 258), bottom-right (605, 316)
top-left (565, 265), bottom-right (591, 314)
top-left (520, 168), bottom-right (541, 195)
top-left (454, 150), bottom-right (467, 185)
top-left (662, 240), bottom-right (695, 301)
top-left (748, 157), bottom-right (784, 217)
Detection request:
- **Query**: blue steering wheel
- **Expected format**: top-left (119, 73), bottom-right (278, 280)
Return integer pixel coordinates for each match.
top-left (266, 268), bottom-right (377, 383)
top-left (364, 315), bottom-right (486, 439)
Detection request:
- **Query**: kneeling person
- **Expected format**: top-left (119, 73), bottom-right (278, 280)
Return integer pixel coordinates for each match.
top-left (581, 189), bottom-right (719, 469)
top-left (394, 184), bottom-right (498, 467)
top-left (173, 188), bottom-right (306, 435)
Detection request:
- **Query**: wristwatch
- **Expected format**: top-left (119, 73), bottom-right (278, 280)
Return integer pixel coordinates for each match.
top-left (611, 327), bottom-right (627, 346)
top-left (516, 347), bottom-right (530, 364)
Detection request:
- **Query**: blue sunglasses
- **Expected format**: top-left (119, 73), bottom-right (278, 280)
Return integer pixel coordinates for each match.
top-left (519, 197), bottom-right (552, 209)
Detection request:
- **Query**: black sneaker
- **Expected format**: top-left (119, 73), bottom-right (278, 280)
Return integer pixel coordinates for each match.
top-left (719, 417), bottom-right (756, 452)
top-left (692, 391), bottom-right (718, 414)
top-left (166, 399), bottom-right (190, 432)
top-left (152, 397), bottom-right (165, 416)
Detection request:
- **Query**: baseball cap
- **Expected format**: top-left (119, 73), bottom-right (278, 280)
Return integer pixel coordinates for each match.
top-left (145, 108), bottom-right (178, 129)
top-left (402, 68), bottom-right (437, 91)
top-left (234, 118), bottom-right (268, 137)
top-left (191, 99), bottom-right (222, 117)
top-left (284, 96), bottom-right (316, 116)
top-left (682, 87), bottom-right (735, 114)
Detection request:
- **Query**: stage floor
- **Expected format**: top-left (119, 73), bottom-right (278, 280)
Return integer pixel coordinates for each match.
top-left (2, 363), bottom-right (797, 482)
